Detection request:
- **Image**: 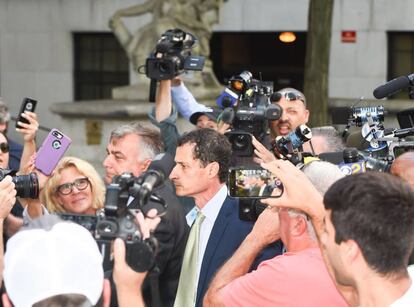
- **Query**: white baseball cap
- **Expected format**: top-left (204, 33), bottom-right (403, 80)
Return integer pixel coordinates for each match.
top-left (3, 215), bottom-right (104, 307)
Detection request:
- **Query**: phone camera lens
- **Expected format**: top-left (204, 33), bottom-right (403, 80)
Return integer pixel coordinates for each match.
top-left (52, 140), bottom-right (61, 149)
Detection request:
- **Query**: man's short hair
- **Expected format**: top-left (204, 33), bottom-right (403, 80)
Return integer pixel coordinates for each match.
top-left (290, 161), bottom-right (345, 241)
top-left (302, 160), bottom-right (345, 195)
top-left (311, 126), bottom-right (345, 152)
top-left (324, 172), bottom-right (414, 275)
top-left (178, 128), bottom-right (232, 183)
top-left (277, 87), bottom-right (307, 107)
top-left (0, 100), bottom-right (10, 124)
top-left (110, 122), bottom-right (163, 161)
top-left (3, 215), bottom-right (104, 306)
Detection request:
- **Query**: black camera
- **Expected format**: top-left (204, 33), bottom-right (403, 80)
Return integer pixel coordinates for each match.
top-left (0, 169), bottom-right (39, 199)
top-left (93, 173), bottom-right (162, 272)
top-left (145, 28), bottom-right (205, 81)
top-left (220, 71), bottom-right (282, 156)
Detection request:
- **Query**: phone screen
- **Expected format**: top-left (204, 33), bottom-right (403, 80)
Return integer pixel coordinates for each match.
top-left (228, 168), bottom-right (283, 198)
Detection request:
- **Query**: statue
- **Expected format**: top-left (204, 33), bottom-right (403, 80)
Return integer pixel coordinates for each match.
top-left (109, 0), bottom-right (223, 100)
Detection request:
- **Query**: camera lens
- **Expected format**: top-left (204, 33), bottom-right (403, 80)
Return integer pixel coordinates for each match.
top-left (233, 134), bottom-right (249, 151)
top-left (12, 173), bottom-right (39, 199)
top-left (159, 62), bottom-right (169, 73)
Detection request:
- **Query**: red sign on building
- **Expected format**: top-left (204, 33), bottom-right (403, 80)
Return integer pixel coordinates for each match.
top-left (342, 31), bottom-right (356, 43)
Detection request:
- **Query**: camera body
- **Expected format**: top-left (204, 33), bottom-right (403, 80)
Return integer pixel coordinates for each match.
top-left (272, 124), bottom-right (312, 165)
top-left (0, 169), bottom-right (39, 199)
top-left (338, 147), bottom-right (391, 175)
top-left (60, 173), bottom-right (160, 273)
top-left (221, 71), bottom-right (282, 157)
top-left (145, 29), bottom-right (205, 81)
top-left (95, 173), bottom-right (159, 272)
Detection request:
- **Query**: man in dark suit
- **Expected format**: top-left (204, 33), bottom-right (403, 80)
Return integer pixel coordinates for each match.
top-left (170, 128), bottom-right (282, 307)
top-left (103, 122), bottom-right (187, 307)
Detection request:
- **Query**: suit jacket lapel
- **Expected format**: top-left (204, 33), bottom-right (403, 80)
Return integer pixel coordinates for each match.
top-left (196, 197), bottom-right (234, 300)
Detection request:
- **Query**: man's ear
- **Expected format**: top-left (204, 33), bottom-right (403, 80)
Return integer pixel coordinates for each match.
top-left (292, 215), bottom-right (308, 236)
top-left (102, 279), bottom-right (111, 307)
top-left (304, 109), bottom-right (310, 123)
top-left (207, 161), bottom-right (220, 179)
top-left (342, 239), bottom-right (360, 265)
top-left (140, 159), bottom-right (152, 172)
top-left (2, 293), bottom-right (13, 307)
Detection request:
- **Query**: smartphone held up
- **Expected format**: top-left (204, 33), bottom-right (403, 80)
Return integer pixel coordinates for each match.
top-left (228, 167), bottom-right (283, 199)
top-left (16, 98), bottom-right (37, 129)
top-left (35, 129), bottom-right (72, 176)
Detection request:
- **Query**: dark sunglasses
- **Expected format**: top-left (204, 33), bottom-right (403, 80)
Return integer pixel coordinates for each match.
top-left (271, 92), bottom-right (306, 104)
top-left (55, 177), bottom-right (90, 195)
top-left (0, 142), bottom-right (9, 153)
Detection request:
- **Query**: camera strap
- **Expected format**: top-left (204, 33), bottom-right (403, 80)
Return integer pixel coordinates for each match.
top-left (149, 79), bottom-right (158, 103)
top-left (148, 265), bottom-right (162, 307)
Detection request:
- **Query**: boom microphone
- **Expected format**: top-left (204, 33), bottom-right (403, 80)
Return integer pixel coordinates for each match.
top-left (373, 74), bottom-right (414, 99)
top-left (139, 153), bottom-right (176, 204)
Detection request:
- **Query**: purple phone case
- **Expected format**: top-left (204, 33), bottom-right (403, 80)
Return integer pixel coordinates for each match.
top-left (35, 129), bottom-right (72, 176)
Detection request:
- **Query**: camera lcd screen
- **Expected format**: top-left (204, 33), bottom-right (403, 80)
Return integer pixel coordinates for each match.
top-left (228, 168), bottom-right (283, 198)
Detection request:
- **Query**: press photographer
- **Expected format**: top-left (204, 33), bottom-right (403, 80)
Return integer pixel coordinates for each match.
top-left (217, 71), bottom-right (282, 157)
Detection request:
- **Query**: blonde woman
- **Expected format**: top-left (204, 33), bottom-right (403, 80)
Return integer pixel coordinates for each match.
top-left (42, 157), bottom-right (105, 214)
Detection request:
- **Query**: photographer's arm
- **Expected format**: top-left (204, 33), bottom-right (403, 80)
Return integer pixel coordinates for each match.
top-left (16, 111), bottom-right (39, 175)
top-left (260, 160), bottom-right (359, 307)
top-left (149, 80), bottom-right (180, 156)
top-left (113, 210), bottom-right (160, 307)
top-left (155, 80), bottom-right (173, 122)
top-left (171, 78), bottom-right (211, 121)
top-left (18, 156), bottom-right (50, 222)
top-left (0, 177), bottom-right (17, 287)
top-left (204, 207), bottom-right (281, 306)
top-left (113, 238), bottom-right (146, 307)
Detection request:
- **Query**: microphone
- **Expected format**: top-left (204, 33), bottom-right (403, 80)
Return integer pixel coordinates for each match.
top-left (220, 107), bottom-right (235, 124)
top-left (373, 74), bottom-right (414, 99)
top-left (139, 153), bottom-right (176, 205)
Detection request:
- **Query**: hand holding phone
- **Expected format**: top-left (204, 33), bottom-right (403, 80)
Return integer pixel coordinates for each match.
top-left (16, 98), bottom-right (37, 129)
top-left (35, 129), bottom-right (71, 176)
top-left (228, 167), bottom-right (283, 199)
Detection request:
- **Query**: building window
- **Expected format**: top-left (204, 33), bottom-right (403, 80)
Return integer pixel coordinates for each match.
top-left (388, 32), bottom-right (414, 99)
top-left (74, 33), bottom-right (129, 100)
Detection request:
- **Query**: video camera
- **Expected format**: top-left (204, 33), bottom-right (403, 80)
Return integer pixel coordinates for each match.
top-left (0, 168), bottom-right (39, 199)
top-left (343, 99), bottom-right (414, 160)
top-left (145, 28), bottom-right (205, 102)
top-left (59, 153), bottom-right (175, 273)
top-left (218, 71), bottom-right (283, 156)
top-left (338, 147), bottom-right (392, 175)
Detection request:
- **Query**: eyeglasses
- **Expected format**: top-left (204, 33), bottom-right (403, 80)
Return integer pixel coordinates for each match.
top-left (271, 91), bottom-right (306, 104)
top-left (0, 142), bottom-right (9, 153)
top-left (56, 177), bottom-right (90, 195)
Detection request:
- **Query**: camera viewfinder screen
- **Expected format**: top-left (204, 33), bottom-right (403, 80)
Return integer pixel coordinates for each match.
top-left (229, 169), bottom-right (283, 198)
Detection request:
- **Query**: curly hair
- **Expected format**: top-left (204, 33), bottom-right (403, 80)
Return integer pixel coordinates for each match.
top-left (178, 128), bottom-right (232, 183)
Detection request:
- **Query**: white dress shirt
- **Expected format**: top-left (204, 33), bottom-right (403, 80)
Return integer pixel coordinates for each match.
top-left (171, 83), bottom-right (212, 121)
top-left (193, 184), bottom-right (228, 288)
